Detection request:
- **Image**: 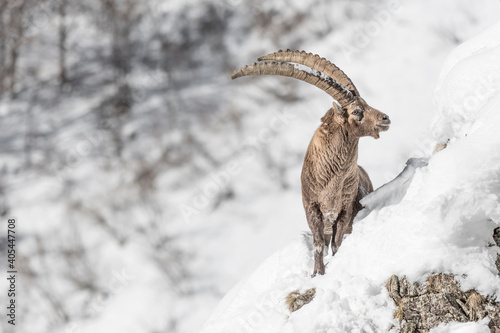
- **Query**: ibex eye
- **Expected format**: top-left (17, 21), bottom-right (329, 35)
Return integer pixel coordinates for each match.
top-left (352, 110), bottom-right (359, 115)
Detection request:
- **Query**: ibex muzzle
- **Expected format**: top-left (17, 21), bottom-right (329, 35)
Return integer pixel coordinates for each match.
top-left (231, 50), bottom-right (390, 277)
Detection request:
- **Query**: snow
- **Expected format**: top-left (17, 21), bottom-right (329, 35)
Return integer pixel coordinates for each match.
top-left (357, 157), bottom-right (429, 220)
top-left (430, 319), bottom-right (491, 333)
top-left (201, 21), bottom-right (500, 333)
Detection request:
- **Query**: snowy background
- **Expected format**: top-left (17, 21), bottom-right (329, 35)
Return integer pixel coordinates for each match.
top-left (0, 0), bottom-right (500, 332)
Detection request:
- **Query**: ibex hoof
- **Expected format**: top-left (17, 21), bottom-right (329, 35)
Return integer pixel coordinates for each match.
top-left (311, 271), bottom-right (324, 278)
top-left (311, 266), bottom-right (325, 277)
top-left (311, 270), bottom-right (325, 278)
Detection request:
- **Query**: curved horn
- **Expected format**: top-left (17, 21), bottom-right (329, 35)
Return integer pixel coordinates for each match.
top-left (257, 49), bottom-right (359, 96)
top-left (231, 61), bottom-right (355, 107)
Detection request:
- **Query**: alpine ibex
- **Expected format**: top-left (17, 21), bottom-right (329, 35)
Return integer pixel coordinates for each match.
top-left (231, 50), bottom-right (390, 276)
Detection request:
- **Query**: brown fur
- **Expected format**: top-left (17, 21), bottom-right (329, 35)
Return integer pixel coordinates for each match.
top-left (302, 99), bottom-right (389, 277)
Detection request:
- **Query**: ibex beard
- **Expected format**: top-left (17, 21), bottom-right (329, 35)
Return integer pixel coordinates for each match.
top-left (231, 50), bottom-right (390, 277)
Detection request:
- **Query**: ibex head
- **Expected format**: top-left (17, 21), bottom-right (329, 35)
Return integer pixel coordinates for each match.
top-left (335, 97), bottom-right (390, 139)
top-left (231, 50), bottom-right (390, 139)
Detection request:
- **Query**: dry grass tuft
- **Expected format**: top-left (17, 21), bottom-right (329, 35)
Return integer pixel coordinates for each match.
top-left (285, 288), bottom-right (316, 312)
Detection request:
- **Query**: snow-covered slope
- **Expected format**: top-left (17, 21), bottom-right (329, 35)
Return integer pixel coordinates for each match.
top-left (201, 22), bottom-right (500, 333)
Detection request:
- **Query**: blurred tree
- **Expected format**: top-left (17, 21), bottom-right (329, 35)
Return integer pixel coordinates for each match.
top-left (58, 0), bottom-right (68, 88)
top-left (6, 0), bottom-right (25, 98)
top-left (0, 1), bottom-right (6, 96)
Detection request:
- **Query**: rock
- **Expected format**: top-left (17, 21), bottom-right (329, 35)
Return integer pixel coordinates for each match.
top-left (386, 274), bottom-right (500, 332)
top-left (494, 227), bottom-right (500, 274)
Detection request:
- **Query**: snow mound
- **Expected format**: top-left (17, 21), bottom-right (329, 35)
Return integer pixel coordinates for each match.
top-left (201, 22), bottom-right (500, 333)
top-left (432, 21), bottom-right (500, 143)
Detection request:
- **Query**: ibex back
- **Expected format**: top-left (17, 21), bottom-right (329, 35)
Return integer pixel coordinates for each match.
top-left (231, 50), bottom-right (390, 277)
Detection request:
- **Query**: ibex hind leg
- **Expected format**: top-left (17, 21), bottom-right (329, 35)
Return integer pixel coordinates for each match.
top-left (320, 206), bottom-right (339, 256)
top-left (326, 221), bottom-right (339, 256)
top-left (333, 210), bottom-right (352, 253)
top-left (306, 204), bottom-right (326, 277)
top-left (324, 233), bottom-right (332, 256)
top-left (324, 220), bottom-right (337, 256)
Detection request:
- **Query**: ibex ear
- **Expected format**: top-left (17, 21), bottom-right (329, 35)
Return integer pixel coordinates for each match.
top-left (320, 103), bottom-right (346, 124)
top-left (320, 108), bottom-right (335, 124)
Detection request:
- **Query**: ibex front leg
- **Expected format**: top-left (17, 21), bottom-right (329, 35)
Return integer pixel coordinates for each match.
top-left (306, 204), bottom-right (326, 277)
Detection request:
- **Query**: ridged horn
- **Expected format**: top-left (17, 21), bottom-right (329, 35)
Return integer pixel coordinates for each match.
top-left (231, 61), bottom-right (355, 107)
top-left (257, 49), bottom-right (359, 96)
